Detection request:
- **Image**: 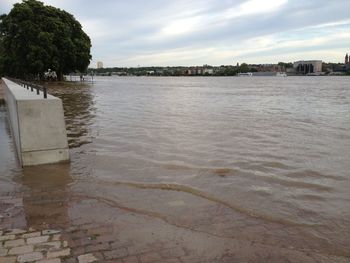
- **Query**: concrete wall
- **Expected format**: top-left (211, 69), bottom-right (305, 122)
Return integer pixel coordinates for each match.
top-left (2, 78), bottom-right (69, 166)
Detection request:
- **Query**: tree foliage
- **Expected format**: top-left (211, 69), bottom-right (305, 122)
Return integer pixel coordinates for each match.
top-left (0, 0), bottom-right (91, 79)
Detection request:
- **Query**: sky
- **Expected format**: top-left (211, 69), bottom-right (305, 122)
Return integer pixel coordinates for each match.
top-left (1, 0), bottom-right (350, 68)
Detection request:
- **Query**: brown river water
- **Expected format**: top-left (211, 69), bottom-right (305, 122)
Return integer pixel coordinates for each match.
top-left (0, 76), bottom-right (350, 262)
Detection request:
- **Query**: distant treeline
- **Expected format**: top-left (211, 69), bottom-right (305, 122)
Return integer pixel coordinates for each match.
top-left (87, 62), bottom-right (350, 76)
top-left (87, 62), bottom-right (294, 76)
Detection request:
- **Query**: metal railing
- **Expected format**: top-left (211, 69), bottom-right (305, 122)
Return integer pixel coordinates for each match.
top-left (9, 78), bottom-right (48, 99)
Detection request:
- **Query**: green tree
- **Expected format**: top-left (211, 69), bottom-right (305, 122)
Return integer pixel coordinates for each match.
top-left (0, 0), bottom-right (91, 80)
top-left (239, 63), bottom-right (249, 73)
top-left (278, 62), bottom-right (293, 68)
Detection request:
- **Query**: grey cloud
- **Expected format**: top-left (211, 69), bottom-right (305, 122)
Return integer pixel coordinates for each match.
top-left (2, 0), bottom-right (350, 65)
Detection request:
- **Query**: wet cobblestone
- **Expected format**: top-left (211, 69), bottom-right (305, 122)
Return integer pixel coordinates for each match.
top-left (0, 227), bottom-right (189, 263)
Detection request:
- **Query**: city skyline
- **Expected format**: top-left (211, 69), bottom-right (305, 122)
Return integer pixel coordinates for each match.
top-left (1, 0), bottom-right (350, 67)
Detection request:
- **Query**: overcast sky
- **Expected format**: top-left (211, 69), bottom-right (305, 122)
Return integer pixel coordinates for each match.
top-left (1, 0), bottom-right (350, 67)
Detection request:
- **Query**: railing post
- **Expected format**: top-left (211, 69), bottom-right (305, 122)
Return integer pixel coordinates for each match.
top-left (43, 86), bottom-right (47, 99)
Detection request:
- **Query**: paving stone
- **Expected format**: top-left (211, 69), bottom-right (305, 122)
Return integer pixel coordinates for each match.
top-left (72, 246), bottom-right (85, 256)
top-left (8, 245), bottom-right (34, 255)
top-left (0, 247), bottom-right (8, 256)
top-left (35, 241), bottom-right (62, 251)
top-left (5, 229), bottom-right (26, 235)
top-left (92, 252), bottom-right (104, 261)
top-left (139, 252), bottom-right (162, 263)
top-left (22, 232), bottom-right (41, 238)
top-left (85, 242), bottom-right (109, 253)
top-left (77, 253), bottom-right (98, 263)
top-left (64, 258), bottom-right (77, 263)
top-left (47, 248), bottom-right (71, 258)
top-left (80, 223), bottom-right (98, 231)
top-left (0, 256), bottom-right (17, 263)
top-left (2, 198), bottom-right (22, 207)
top-left (69, 239), bottom-right (82, 249)
top-left (27, 236), bottom-right (50, 244)
top-left (81, 238), bottom-right (96, 247)
top-left (122, 256), bottom-right (139, 263)
top-left (180, 255), bottom-right (201, 263)
top-left (103, 248), bottom-right (128, 259)
top-left (17, 251), bottom-right (43, 262)
top-left (160, 247), bottom-right (186, 258)
top-left (162, 259), bottom-right (182, 263)
top-left (126, 246), bottom-right (137, 256)
top-left (52, 234), bottom-right (61, 241)
top-left (36, 259), bottom-right (61, 263)
top-left (67, 226), bottom-right (78, 232)
top-left (42, 230), bottom-right (61, 235)
top-left (4, 238), bottom-right (25, 248)
top-left (110, 241), bottom-right (132, 250)
top-left (70, 231), bottom-right (86, 240)
top-left (95, 235), bottom-right (116, 243)
top-left (0, 231), bottom-right (3, 236)
top-left (0, 235), bottom-right (16, 241)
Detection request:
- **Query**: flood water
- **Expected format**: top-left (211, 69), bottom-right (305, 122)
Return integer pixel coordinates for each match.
top-left (1, 76), bottom-right (350, 262)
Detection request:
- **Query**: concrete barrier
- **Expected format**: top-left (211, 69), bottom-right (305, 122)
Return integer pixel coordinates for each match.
top-left (2, 78), bottom-right (69, 166)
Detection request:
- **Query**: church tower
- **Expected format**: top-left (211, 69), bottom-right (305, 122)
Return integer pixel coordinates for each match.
top-left (346, 53), bottom-right (349, 64)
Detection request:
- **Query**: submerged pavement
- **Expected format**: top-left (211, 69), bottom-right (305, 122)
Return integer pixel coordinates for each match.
top-left (1, 185), bottom-right (350, 263)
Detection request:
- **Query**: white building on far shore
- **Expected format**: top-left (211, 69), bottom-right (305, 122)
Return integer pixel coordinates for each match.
top-left (97, 61), bottom-right (103, 69)
top-left (293, 60), bottom-right (322, 75)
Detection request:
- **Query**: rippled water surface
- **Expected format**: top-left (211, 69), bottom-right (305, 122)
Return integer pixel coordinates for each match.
top-left (1, 76), bottom-right (350, 261)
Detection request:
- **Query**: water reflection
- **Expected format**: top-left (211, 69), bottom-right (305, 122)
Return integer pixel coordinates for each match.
top-left (48, 82), bottom-right (96, 148)
top-left (21, 164), bottom-right (72, 229)
top-left (0, 102), bottom-right (21, 189)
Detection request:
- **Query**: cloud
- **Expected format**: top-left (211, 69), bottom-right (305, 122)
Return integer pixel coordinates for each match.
top-left (221, 0), bottom-right (288, 19)
top-left (2, 0), bottom-right (350, 66)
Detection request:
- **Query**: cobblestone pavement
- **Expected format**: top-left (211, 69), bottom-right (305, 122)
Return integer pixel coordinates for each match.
top-left (1, 225), bottom-right (203, 263)
top-left (0, 226), bottom-right (189, 263)
top-left (1, 228), bottom-right (69, 263)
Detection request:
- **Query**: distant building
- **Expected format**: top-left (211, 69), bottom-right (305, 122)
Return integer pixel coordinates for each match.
top-left (293, 60), bottom-right (322, 75)
top-left (97, 61), bottom-right (103, 69)
top-left (345, 53), bottom-right (350, 71)
top-left (203, 68), bottom-right (214, 75)
top-left (344, 53), bottom-right (350, 72)
top-left (186, 67), bottom-right (202, 75)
